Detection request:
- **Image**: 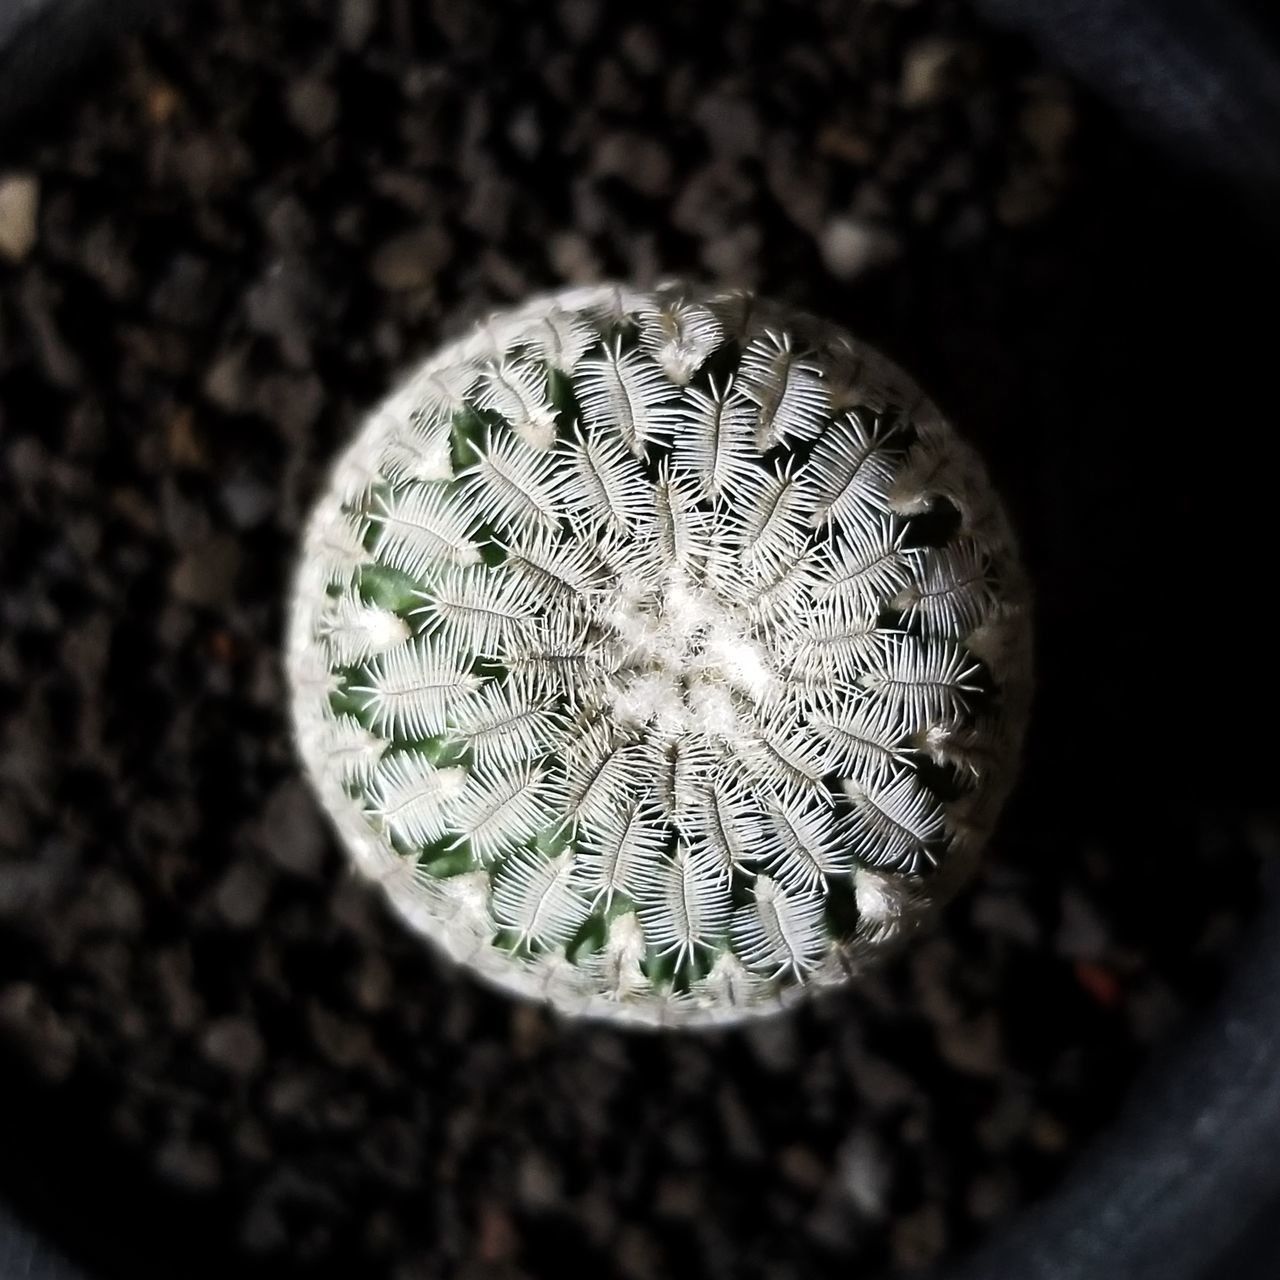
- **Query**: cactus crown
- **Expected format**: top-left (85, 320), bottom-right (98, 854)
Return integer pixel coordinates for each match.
top-left (287, 282), bottom-right (1031, 1028)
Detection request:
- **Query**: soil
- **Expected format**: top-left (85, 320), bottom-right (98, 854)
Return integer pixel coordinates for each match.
top-left (0, 1), bottom-right (1275, 1278)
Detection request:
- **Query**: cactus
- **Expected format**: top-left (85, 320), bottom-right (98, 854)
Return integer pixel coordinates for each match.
top-left (287, 282), bottom-right (1032, 1028)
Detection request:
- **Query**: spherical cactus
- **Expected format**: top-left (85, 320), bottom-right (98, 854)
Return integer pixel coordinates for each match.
top-left (287, 282), bottom-right (1032, 1028)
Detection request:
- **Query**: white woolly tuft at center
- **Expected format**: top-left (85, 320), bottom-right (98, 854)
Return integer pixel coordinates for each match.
top-left (599, 574), bottom-right (780, 739)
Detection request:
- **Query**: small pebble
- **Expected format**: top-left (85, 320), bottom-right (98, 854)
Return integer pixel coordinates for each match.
top-left (1056, 887), bottom-right (1112, 960)
top-left (307, 1000), bottom-right (376, 1069)
top-left (701, 224), bottom-right (763, 282)
top-left (0, 855), bottom-right (68, 919)
top-left (475, 1200), bottom-right (520, 1265)
top-left (165, 407), bottom-right (209, 469)
top-left (693, 92), bottom-right (761, 159)
top-left (617, 1226), bottom-right (662, 1280)
top-left (547, 229), bottom-right (603, 282)
top-left (0, 982), bottom-right (78, 1082)
top-left (201, 1016), bottom-right (266, 1078)
top-left (506, 106), bottom-right (541, 159)
top-left (1029, 1111), bottom-right (1071, 1153)
top-left (371, 227), bottom-right (451, 292)
top-left (1021, 91), bottom-right (1075, 157)
top-left (257, 780), bottom-right (327, 877)
top-left (0, 173), bottom-right (39, 262)
top-left (780, 1145), bottom-right (827, 1191)
top-left (78, 870), bottom-right (144, 934)
top-left (240, 1195), bottom-right (288, 1253)
top-left (169, 534), bottom-right (242, 608)
top-left (592, 132), bottom-right (672, 197)
top-left (972, 889), bottom-right (1042, 946)
top-left (516, 1151), bottom-right (562, 1210)
top-left (892, 1203), bottom-right (949, 1271)
top-left (716, 1087), bottom-right (766, 1162)
top-left (155, 1137), bottom-right (222, 1192)
top-left (900, 38), bottom-right (966, 108)
top-left (221, 472), bottom-right (277, 529)
top-left (15, 272), bottom-right (80, 387)
top-left (214, 861), bottom-right (271, 928)
top-left (152, 947), bottom-right (204, 1032)
top-left (286, 77), bottom-right (339, 138)
top-left (819, 216), bottom-right (902, 280)
top-left (743, 1014), bottom-right (801, 1072)
top-left (338, 0), bottom-right (378, 49)
top-left (938, 1012), bottom-right (1004, 1077)
top-left (838, 1130), bottom-right (892, 1218)
top-left (149, 253), bottom-right (216, 326)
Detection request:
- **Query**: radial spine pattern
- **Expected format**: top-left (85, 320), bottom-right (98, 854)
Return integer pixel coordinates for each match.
top-left (288, 282), bottom-right (1032, 1028)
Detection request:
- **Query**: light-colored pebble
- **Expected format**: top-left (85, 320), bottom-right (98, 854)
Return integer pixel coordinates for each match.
top-left (820, 216), bottom-right (902, 279)
top-left (201, 1016), bottom-right (266, 1078)
top-left (286, 77), bottom-right (339, 138)
top-left (0, 173), bottom-right (39, 263)
top-left (548, 229), bottom-right (603, 282)
top-left (338, 0), bottom-right (377, 49)
top-left (900, 38), bottom-right (964, 108)
top-left (839, 1130), bottom-right (891, 1218)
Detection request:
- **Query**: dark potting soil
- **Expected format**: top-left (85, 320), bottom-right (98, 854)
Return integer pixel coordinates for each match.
top-left (0, 1), bottom-right (1274, 1278)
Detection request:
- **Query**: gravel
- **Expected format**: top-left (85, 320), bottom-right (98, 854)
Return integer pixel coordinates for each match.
top-left (0, 0), bottom-right (1272, 1278)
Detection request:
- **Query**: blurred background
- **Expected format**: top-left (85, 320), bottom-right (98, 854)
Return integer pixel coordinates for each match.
top-left (1, 1), bottom-right (1279, 1278)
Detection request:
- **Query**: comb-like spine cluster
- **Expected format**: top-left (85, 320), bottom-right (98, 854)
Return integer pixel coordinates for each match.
top-left (287, 282), bottom-right (1032, 1028)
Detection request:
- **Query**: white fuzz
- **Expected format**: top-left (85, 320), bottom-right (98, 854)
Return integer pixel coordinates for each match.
top-left (637, 299), bottom-right (723, 384)
top-left (853, 866), bottom-right (907, 923)
top-left (317, 590), bottom-right (410, 667)
top-left (288, 282), bottom-right (1031, 1028)
top-left (477, 358), bottom-right (559, 452)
